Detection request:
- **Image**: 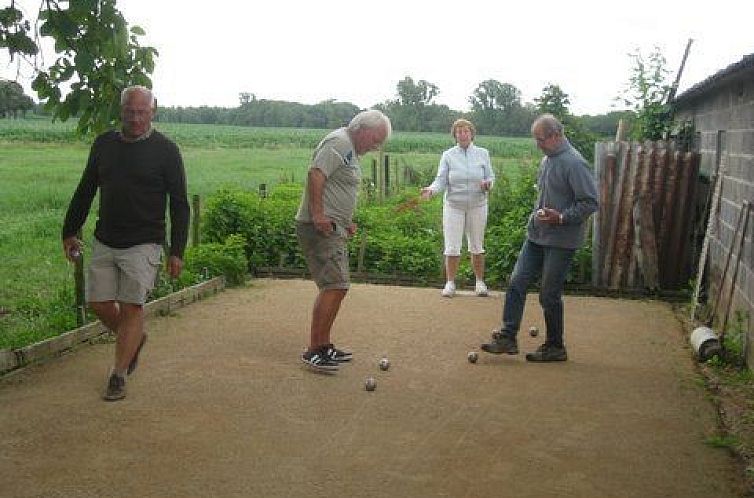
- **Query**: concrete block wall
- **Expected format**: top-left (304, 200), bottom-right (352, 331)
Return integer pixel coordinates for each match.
top-left (675, 69), bottom-right (754, 366)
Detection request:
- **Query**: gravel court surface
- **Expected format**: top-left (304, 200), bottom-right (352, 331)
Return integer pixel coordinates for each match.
top-left (0, 278), bottom-right (745, 497)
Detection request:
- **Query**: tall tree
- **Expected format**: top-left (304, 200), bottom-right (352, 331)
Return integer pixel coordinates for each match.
top-left (239, 92), bottom-right (256, 105)
top-left (468, 80), bottom-right (525, 135)
top-left (469, 80), bottom-right (521, 112)
top-left (534, 83), bottom-right (596, 162)
top-left (1, 0), bottom-right (157, 135)
top-left (385, 76), bottom-right (442, 132)
top-left (0, 78), bottom-right (34, 117)
top-left (396, 76), bottom-right (439, 106)
top-left (534, 83), bottom-right (570, 120)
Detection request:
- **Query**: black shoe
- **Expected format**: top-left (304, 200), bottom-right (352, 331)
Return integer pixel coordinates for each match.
top-left (127, 334), bottom-right (147, 376)
top-left (301, 348), bottom-right (340, 372)
top-left (525, 343), bottom-right (568, 362)
top-left (323, 343), bottom-right (353, 363)
top-left (481, 330), bottom-right (519, 355)
top-left (103, 373), bottom-right (126, 401)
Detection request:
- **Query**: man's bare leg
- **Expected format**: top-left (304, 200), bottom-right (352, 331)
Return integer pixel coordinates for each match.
top-left (309, 289), bottom-right (347, 350)
top-left (89, 301), bottom-right (120, 331)
top-left (113, 303), bottom-right (145, 373)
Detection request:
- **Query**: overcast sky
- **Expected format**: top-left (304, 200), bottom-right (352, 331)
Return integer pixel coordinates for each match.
top-left (3, 0), bottom-right (753, 116)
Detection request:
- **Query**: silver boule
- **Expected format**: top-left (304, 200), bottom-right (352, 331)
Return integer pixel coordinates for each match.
top-left (379, 357), bottom-right (390, 371)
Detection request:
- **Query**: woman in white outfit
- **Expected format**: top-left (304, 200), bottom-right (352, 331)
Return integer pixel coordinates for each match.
top-left (421, 119), bottom-right (494, 297)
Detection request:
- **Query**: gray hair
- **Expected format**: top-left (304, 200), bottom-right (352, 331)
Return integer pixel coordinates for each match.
top-left (347, 109), bottom-right (392, 139)
top-left (121, 85), bottom-right (156, 108)
top-left (531, 114), bottom-right (564, 137)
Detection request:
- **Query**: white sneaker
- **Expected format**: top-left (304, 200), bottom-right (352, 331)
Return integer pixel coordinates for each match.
top-left (441, 281), bottom-right (456, 297)
top-left (475, 281), bottom-right (489, 297)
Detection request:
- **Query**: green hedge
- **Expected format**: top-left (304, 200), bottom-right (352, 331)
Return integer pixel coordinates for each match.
top-left (200, 163), bottom-right (546, 286)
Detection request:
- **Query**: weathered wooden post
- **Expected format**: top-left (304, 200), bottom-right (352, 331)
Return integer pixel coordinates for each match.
top-left (393, 158), bottom-right (399, 192)
top-left (74, 229), bottom-right (85, 326)
top-left (357, 229), bottom-right (368, 274)
top-left (383, 154), bottom-right (390, 196)
top-left (372, 158), bottom-right (381, 201)
top-left (615, 119), bottom-right (628, 141)
top-left (192, 194), bottom-right (201, 247)
top-left (259, 183), bottom-right (267, 199)
top-left (377, 151), bottom-right (385, 201)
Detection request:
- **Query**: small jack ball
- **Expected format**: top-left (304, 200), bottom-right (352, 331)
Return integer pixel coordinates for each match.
top-left (365, 377), bottom-right (376, 391)
top-left (379, 358), bottom-right (390, 371)
top-left (467, 351), bottom-right (479, 363)
top-left (529, 326), bottom-right (539, 337)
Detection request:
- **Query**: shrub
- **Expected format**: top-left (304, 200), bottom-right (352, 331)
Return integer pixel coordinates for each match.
top-left (201, 187), bottom-right (300, 270)
top-left (185, 234), bottom-right (249, 286)
top-left (196, 162), bottom-right (595, 287)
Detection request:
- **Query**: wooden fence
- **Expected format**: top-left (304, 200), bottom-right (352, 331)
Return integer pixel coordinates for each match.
top-left (592, 140), bottom-right (700, 290)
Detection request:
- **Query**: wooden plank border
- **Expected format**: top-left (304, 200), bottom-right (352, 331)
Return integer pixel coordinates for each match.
top-left (1, 277), bottom-right (225, 375)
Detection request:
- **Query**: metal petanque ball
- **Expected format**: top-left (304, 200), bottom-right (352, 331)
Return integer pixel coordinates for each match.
top-left (467, 351), bottom-right (479, 363)
top-left (365, 377), bottom-right (377, 391)
top-left (379, 357), bottom-right (390, 371)
top-left (529, 326), bottom-right (539, 337)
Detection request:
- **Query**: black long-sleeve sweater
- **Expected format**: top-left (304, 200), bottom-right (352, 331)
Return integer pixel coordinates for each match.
top-left (62, 130), bottom-right (190, 258)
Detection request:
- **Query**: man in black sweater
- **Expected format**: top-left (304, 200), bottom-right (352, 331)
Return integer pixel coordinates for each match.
top-left (62, 85), bottom-right (189, 401)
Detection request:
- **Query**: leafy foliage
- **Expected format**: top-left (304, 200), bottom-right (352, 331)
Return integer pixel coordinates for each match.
top-left (534, 83), bottom-right (570, 118)
top-left (0, 2), bottom-right (37, 58)
top-left (396, 76), bottom-right (439, 107)
top-left (468, 80), bottom-right (537, 136)
top-left (2, 0), bottom-right (157, 135)
top-left (201, 188), bottom-right (303, 270)
top-left (619, 47), bottom-right (672, 140)
top-left (199, 164), bottom-right (549, 287)
top-left (579, 110), bottom-right (635, 137)
top-left (535, 83), bottom-right (597, 162)
top-left (376, 76), bottom-right (458, 133)
top-left (0, 78), bottom-right (33, 117)
top-left (185, 234), bottom-right (249, 286)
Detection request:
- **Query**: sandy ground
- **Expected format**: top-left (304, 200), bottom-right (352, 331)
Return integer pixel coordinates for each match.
top-left (0, 278), bottom-right (745, 497)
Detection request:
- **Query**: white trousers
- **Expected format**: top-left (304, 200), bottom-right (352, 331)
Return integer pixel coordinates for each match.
top-left (442, 203), bottom-right (488, 256)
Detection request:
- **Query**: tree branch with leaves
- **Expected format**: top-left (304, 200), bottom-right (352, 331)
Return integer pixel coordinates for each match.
top-left (619, 47), bottom-right (672, 140)
top-left (1, 0), bottom-right (157, 135)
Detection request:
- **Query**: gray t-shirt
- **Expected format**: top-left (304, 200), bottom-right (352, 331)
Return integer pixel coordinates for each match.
top-left (296, 128), bottom-right (361, 227)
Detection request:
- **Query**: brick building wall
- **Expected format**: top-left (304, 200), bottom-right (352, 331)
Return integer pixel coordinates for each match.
top-left (674, 54), bottom-right (754, 366)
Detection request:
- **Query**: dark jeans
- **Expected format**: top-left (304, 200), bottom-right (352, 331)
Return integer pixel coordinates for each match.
top-left (501, 239), bottom-right (575, 347)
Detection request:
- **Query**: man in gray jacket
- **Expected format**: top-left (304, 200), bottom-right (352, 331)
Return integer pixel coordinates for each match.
top-left (481, 114), bottom-right (598, 362)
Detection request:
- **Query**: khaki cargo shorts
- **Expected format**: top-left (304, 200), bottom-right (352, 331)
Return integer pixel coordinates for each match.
top-left (86, 239), bottom-right (162, 305)
top-left (296, 222), bottom-right (350, 290)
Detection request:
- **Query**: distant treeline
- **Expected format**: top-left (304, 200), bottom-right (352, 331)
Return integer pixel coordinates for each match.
top-left (154, 98), bottom-right (632, 138)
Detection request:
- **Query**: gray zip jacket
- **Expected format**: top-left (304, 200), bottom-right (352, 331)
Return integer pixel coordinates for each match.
top-left (527, 139), bottom-right (598, 249)
top-left (427, 143), bottom-right (494, 209)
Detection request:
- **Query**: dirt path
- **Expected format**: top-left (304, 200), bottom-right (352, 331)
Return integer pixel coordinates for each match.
top-left (0, 279), bottom-right (744, 497)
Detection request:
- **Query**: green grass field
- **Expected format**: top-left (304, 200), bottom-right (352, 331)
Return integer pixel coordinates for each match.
top-left (0, 118), bottom-right (539, 349)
